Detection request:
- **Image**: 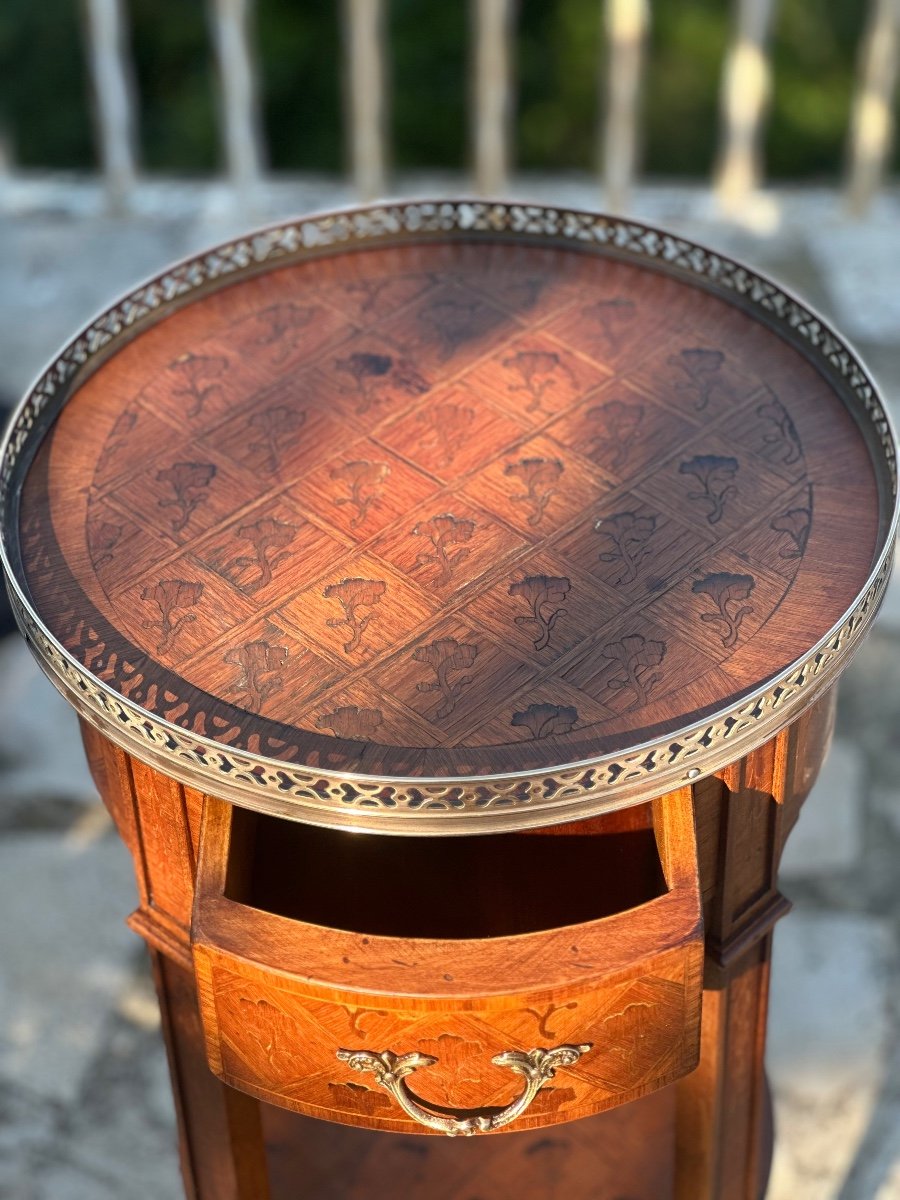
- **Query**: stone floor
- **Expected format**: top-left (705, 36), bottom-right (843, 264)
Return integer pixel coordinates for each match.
top-left (1, 182), bottom-right (899, 1197)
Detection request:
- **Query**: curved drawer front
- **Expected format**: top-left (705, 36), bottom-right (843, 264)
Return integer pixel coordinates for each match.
top-left (194, 938), bottom-right (701, 1133)
top-left (191, 788), bottom-right (703, 1134)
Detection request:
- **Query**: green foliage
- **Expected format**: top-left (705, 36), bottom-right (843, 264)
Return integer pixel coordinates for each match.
top-left (390, 0), bottom-right (467, 168)
top-left (0, 0), bottom-right (92, 168)
top-left (130, 0), bottom-right (217, 172)
top-left (256, 1), bottom-right (341, 172)
top-left (0, 0), bottom-right (895, 180)
top-left (642, 0), bottom-right (729, 178)
top-left (517, 0), bottom-right (600, 170)
top-left (766, 0), bottom-right (893, 178)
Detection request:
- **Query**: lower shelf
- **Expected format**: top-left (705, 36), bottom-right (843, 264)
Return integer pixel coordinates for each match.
top-left (262, 1086), bottom-right (677, 1200)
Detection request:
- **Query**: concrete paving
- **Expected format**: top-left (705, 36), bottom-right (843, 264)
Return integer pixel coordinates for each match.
top-left (780, 740), bottom-right (866, 880)
top-left (1, 184), bottom-right (898, 1197)
top-left (0, 639), bottom-right (96, 828)
top-left (0, 826), bottom-right (136, 1103)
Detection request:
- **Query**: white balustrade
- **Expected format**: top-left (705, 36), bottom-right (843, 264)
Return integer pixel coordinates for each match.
top-left (1, 0), bottom-right (893, 218)
top-left (473, 0), bottom-right (515, 196)
top-left (345, 0), bottom-right (388, 200)
top-left (603, 0), bottom-right (649, 213)
top-left (846, 0), bottom-right (900, 216)
top-left (715, 0), bottom-right (778, 217)
top-left (210, 0), bottom-right (265, 203)
top-left (84, 0), bottom-right (138, 210)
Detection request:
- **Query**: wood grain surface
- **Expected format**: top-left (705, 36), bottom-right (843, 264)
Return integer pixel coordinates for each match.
top-left (20, 238), bottom-right (882, 778)
top-left (261, 1093), bottom-right (676, 1200)
top-left (191, 786), bottom-right (703, 1133)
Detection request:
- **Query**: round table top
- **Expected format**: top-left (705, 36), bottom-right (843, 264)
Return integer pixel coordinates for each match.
top-left (1, 201), bottom-right (896, 832)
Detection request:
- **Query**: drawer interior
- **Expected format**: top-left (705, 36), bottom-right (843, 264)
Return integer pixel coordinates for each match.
top-left (223, 804), bottom-right (667, 940)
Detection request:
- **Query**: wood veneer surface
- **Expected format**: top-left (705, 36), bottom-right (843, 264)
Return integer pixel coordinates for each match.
top-left (18, 238), bottom-right (883, 778)
top-left (262, 1090), bottom-right (676, 1199)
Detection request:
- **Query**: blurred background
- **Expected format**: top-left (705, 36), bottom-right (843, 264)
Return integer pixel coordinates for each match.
top-left (0, 2), bottom-right (899, 1197)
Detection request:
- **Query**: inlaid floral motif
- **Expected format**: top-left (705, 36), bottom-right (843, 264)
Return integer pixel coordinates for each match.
top-left (248, 405), bottom-right (306, 475)
top-left (502, 276), bottom-right (544, 312)
top-left (140, 579), bottom-right (203, 655)
top-left (416, 402), bottom-right (475, 466)
top-left (413, 637), bottom-right (478, 718)
top-left (594, 512), bottom-right (657, 584)
top-left (330, 1083), bottom-right (392, 1116)
top-left (587, 399), bottom-right (644, 470)
top-left (757, 389), bottom-right (803, 465)
top-left (419, 297), bottom-right (485, 360)
top-left (504, 457), bottom-right (564, 526)
top-left (679, 455), bottom-right (738, 525)
top-left (168, 352), bottom-right (229, 418)
top-left (692, 572), bottom-right (756, 648)
top-left (581, 297), bottom-right (636, 349)
top-left (324, 577), bottom-right (386, 653)
top-left (412, 514), bottom-right (476, 586)
top-left (95, 409), bottom-right (138, 475)
top-left (315, 706), bottom-right (384, 740)
top-left (254, 302), bottom-right (319, 363)
top-left (511, 702), bottom-right (579, 739)
top-left (599, 634), bottom-right (667, 710)
top-left (225, 640), bottom-right (288, 712)
top-left (771, 504), bottom-right (812, 559)
top-left (501, 349), bottom-right (576, 413)
top-left (238, 998), bottom-right (300, 1073)
top-left (334, 350), bottom-right (428, 414)
top-left (668, 348), bottom-right (728, 411)
top-left (226, 517), bottom-right (298, 592)
top-left (156, 461), bottom-right (217, 533)
top-left (331, 460), bottom-right (391, 528)
top-left (87, 520), bottom-right (123, 569)
top-left (509, 574), bottom-right (571, 651)
top-left (341, 277), bottom-right (392, 313)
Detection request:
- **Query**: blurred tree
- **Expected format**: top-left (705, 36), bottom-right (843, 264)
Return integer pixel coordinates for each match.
top-left (0, 0), bottom-right (93, 168)
top-left (641, 0), bottom-right (730, 179)
top-left (767, 0), bottom-right (876, 178)
top-left (518, 0), bottom-right (600, 171)
top-left (256, 1), bottom-right (341, 172)
top-left (131, 0), bottom-right (218, 172)
top-left (390, 0), bottom-right (467, 169)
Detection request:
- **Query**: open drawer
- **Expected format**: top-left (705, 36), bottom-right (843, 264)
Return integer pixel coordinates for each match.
top-left (192, 790), bottom-right (703, 1136)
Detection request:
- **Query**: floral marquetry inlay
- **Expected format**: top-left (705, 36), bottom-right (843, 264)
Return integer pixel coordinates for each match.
top-left (3, 200), bottom-right (892, 826)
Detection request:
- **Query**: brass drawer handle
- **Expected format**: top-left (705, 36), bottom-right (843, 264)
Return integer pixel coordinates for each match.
top-left (336, 1043), bottom-right (592, 1136)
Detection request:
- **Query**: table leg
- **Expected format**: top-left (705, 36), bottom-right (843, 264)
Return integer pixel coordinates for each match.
top-left (673, 691), bottom-right (836, 1198)
top-left (150, 948), bottom-right (272, 1200)
top-left (80, 722), bottom-right (272, 1199)
top-left (674, 708), bottom-right (815, 1200)
top-left (674, 943), bottom-right (774, 1199)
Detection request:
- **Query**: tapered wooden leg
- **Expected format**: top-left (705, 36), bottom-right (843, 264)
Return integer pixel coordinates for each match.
top-left (150, 949), bottom-right (272, 1200)
top-left (675, 722), bottom-right (798, 1200)
top-left (80, 724), bottom-right (272, 1199)
top-left (675, 945), bottom-right (774, 1199)
top-left (675, 693), bottom-right (837, 1198)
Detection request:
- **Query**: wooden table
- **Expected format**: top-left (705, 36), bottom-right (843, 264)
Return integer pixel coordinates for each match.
top-left (1, 200), bottom-right (896, 1200)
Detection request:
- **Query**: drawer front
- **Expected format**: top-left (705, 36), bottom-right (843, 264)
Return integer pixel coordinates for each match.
top-left (194, 939), bottom-right (702, 1134)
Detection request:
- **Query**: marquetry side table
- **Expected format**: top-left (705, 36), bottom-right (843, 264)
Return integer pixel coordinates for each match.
top-left (1, 200), bottom-right (896, 1200)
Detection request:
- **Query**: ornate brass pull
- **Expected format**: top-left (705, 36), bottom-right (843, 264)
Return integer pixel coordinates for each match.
top-left (336, 1043), bottom-right (592, 1136)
